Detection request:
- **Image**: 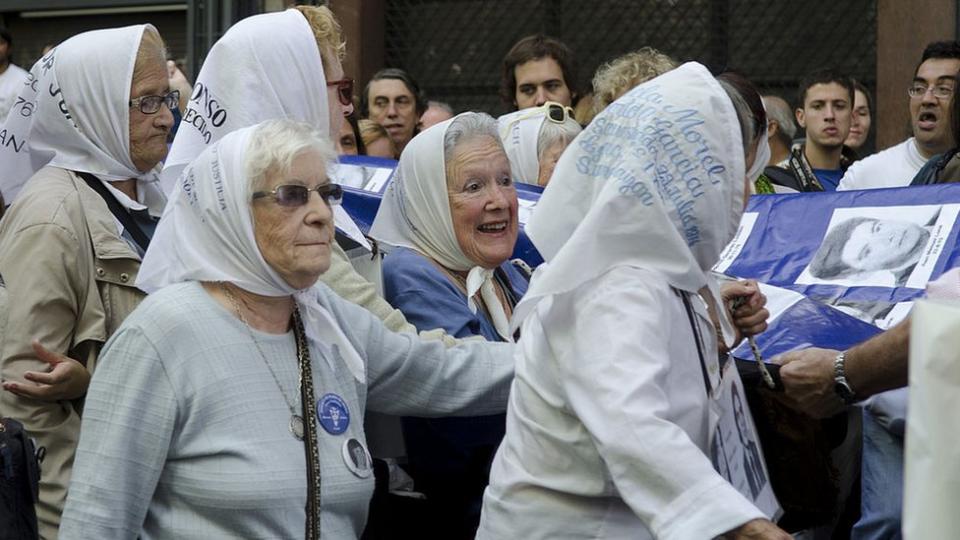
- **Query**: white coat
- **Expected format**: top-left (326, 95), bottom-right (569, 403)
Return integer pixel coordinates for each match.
top-left (477, 265), bottom-right (764, 540)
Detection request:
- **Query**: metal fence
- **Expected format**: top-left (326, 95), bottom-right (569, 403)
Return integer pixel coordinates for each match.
top-left (383, 0), bottom-right (877, 118)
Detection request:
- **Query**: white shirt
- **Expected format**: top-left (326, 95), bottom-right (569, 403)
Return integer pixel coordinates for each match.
top-left (0, 63), bottom-right (28, 122)
top-left (838, 137), bottom-right (929, 191)
top-left (478, 265), bottom-right (764, 540)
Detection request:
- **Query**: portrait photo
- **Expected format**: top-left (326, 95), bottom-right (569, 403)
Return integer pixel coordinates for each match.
top-left (795, 204), bottom-right (960, 289)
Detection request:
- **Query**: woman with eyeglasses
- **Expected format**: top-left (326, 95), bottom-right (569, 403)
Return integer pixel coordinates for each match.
top-left (369, 111), bottom-right (528, 538)
top-left (498, 101), bottom-right (582, 187)
top-left (160, 6), bottom-right (464, 349)
top-left (0, 24), bottom-right (175, 539)
top-left (58, 119), bottom-right (514, 539)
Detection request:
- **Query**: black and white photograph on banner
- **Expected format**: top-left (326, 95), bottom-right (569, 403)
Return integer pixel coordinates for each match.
top-left (824, 298), bottom-right (914, 330)
top-left (795, 204), bottom-right (960, 289)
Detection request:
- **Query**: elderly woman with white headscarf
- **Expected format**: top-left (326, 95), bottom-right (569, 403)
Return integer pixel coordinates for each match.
top-left (58, 119), bottom-right (513, 539)
top-left (163, 5), bottom-right (459, 346)
top-left (0, 25), bottom-right (174, 538)
top-left (477, 63), bottom-right (791, 540)
top-left (498, 101), bottom-right (582, 187)
top-left (369, 111), bottom-right (527, 537)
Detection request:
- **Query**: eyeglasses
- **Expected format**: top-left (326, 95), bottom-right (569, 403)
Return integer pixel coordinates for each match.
top-left (907, 83), bottom-right (955, 99)
top-left (129, 90), bottom-right (180, 114)
top-left (326, 78), bottom-right (354, 107)
top-left (252, 182), bottom-right (344, 207)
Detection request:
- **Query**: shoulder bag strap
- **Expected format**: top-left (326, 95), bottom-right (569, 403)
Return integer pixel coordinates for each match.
top-left (75, 172), bottom-right (151, 252)
top-left (788, 146), bottom-right (825, 192)
top-left (679, 290), bottom-right (713, 395)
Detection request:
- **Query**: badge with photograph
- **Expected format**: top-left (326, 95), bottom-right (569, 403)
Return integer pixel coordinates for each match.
top-left (709, 361), bottom-right (782, 520)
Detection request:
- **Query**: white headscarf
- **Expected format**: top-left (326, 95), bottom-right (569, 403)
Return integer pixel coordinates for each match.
top-left (497, 108), bottom-right (545, 184)
top-left (160, 9), bottom-right (329, 195)
top-left (517, 62), bottom-right (769, 344)
top-left (137, 123), bottom-right (366, 383)
top-left (0, 25), bottom-right (154, 202)
top-left (370, 114), bottom-right (514, 341)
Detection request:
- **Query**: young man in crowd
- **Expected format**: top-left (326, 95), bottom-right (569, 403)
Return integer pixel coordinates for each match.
top-left (361, 68), bottom-right (427, 157)
top-left (764, 69), bottom-right (854, 192)
top-left (839, 40), bottom-right (960, 190)
top-left (500, 34), bottom-right (578, 110)
top-left (0, 27), bottom-right (29, 122)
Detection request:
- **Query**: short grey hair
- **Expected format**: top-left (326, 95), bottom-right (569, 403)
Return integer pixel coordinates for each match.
top-left (761, 95), bottom-right (797, 148)
top-left (245, 119), bottom-right (337, 192)
top-left (537, 116), bottom-right (582, 160)
top-left (428, 100), bottom-right (455, 115)
top-left (443, 112), bottom-right (503, 167)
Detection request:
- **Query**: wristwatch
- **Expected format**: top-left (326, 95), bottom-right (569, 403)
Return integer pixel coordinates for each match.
top-left (833, 351), bottom-right (858, 405)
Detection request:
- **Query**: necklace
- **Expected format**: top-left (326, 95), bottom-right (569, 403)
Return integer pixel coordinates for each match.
top-left (221, 283), bottom-right (305, 441)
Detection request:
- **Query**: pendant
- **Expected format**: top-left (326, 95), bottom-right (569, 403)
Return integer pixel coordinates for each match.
top-left (290, 414), bottom-right (305, 441)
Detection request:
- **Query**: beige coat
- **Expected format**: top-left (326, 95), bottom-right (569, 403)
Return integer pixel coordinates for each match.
top-left (0, 167), bottom-right (147, 539)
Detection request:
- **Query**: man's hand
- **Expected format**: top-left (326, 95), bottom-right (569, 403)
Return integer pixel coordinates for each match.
top-left (1, 341), bottom-right (90, 401)
top-left (722, 279), bottom-right (769, 338)
top-left (775, 347), bottom-right (845, 418)
top-left (724, 518), bottom-right (793, 539)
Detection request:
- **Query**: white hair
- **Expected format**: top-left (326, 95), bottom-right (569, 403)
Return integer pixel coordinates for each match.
top-left (245, 119), bottom-right (337, 191)
top-left (442, 112), bottom-right (503, 165)
top-left (537, 117), bottom-right (582, 159)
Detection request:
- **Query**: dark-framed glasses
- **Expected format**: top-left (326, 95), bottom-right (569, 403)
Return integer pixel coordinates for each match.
top-left (326, 78), bottom-right (354, 107)
top-left (907, 83), bottom-right (954, 99)
top-left (129, 90), bottom-right (180, 114)
top-left (252, 182), bottom-right (344, 207)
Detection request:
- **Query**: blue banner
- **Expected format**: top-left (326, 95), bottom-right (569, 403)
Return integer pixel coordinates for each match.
top-left (721, 184), bottom-right (960, 362)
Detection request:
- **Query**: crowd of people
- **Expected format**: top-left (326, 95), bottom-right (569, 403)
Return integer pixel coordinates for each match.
top-left (0, 5), bottom-right (952, 540)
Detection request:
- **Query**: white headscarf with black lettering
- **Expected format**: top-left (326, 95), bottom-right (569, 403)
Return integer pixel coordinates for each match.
top-left (138, 122), bottom-right (366, 383)
top-left (0, 25), bottom-right (158, 202)
top-left (161, 9), bottom-right (329, 195)
top-left (515, 62), bottom-right (769, 343)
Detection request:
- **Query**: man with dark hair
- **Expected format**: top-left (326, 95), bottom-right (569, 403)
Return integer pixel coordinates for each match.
top-left (764, 69), bottom-right (854, 192)
top-left (500, 34), bottom-right (577, 110)
top-left (840, 40), bottom-right (960, 190)
top-left (0, 26), bottom-right (29, 122)
top-left (361, 68), bottom-right (427, 156)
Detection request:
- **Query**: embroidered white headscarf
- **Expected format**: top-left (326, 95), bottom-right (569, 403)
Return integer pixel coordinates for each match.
top-left (137, 122), bottom-right (366, 383)
top-left (370, 113), bottom-right (516, 341)
top-left (0, 25), bottom-right (158, 202)
top-left (516, 62), bottom-right (769, 344)
top-left (160, 9), bottom-right (329, 195)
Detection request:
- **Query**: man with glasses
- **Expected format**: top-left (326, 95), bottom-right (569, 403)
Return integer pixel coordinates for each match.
top-left (839, 41), bottom-right (960, 191)
top-left (361, 68), bottom-right (427, 157)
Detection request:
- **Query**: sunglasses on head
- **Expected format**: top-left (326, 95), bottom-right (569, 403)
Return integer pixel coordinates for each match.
top-left (514, 101), bottom-right (575, 125)
top-left (326, 78), bottom-right (354, 107)
top-left (252, 182), bottom-right (344, 207)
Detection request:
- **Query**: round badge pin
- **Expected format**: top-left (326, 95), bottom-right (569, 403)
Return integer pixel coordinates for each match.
top-left (317, 393), bottom-right (350, 435)
top-left (341, 438), bottom-right (373, 478)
